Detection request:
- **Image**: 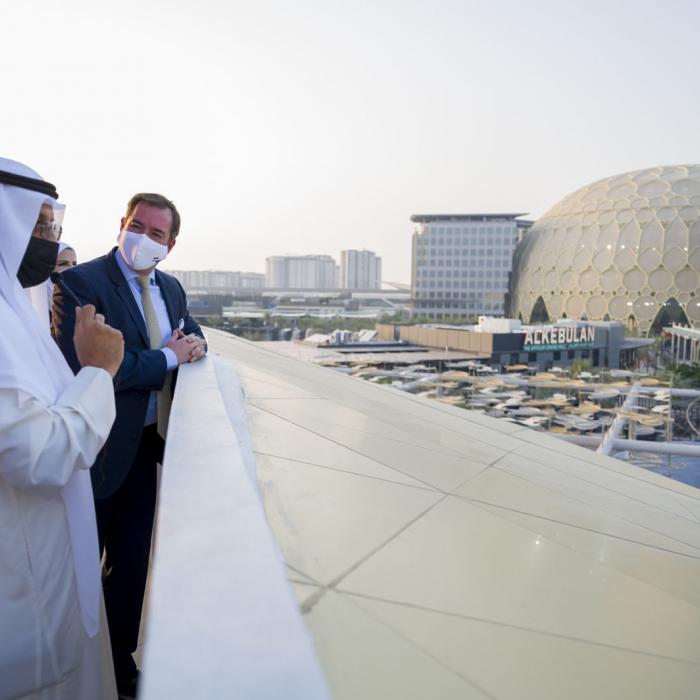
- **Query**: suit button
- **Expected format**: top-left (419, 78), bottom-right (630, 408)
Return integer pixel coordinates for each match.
top-left (131, 432), bottom-right (138, 441)
top-left (139, 397), bottom-right (147, 406)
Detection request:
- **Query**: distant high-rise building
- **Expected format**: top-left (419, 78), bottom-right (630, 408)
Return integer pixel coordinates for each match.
top-left (167, 270), bottom-right (265, 291)
top-left (340, 249), bottom-right (382, 289)
top-left (411, 214), bottom-right (532, 319)
top-left (235, 272), bottom-right (267, 289)
top-left (265, 255), bottom-right (338, 289)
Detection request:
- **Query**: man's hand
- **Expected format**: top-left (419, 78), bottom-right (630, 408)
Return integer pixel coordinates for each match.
top-left (73, 305), bottom-right (124, 377)
top-left (165, 330), bottom-right (206, 365)
top-left (183, 332), bottom-right (206, 363)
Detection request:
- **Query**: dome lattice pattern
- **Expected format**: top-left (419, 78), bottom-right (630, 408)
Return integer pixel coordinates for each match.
top-left (510, 165), bottom-right (700, 333)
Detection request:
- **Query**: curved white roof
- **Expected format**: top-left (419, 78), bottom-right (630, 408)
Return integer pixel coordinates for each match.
top-left (208, 329), bottom-right (700, 699)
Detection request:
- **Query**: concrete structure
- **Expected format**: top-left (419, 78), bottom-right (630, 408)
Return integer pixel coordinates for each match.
top-left (137, 328), bottom-right (700, 699)
top-left (510, 164), bottom-right (700, 334)
top-left (266, 255), bottom-right (339, 289)
top-left (377, 317), bottom-right (647, 371)
top-left (340, 249), bottom-right (382, 289)
top-left (411, 214), bottom-right (532, 320)
top-left (167, 270), bottom-right (265, 292)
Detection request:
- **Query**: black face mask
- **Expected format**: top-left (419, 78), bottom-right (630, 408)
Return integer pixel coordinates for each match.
top-left (17, 236), bottom-right (59, 288)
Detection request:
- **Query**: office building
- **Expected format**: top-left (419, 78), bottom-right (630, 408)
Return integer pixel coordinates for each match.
top-left (411, 214), bottom-right (532, 319)
top-left (340, 249), bottom-right (382, 289)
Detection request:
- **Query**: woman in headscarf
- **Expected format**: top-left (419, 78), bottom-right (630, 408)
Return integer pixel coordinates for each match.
top-left (45, 242), bottom-right (78, 322)
top-left (0, 157), bottom-right (124, 699)
top-left (55, 241), bottom-right (77, 272)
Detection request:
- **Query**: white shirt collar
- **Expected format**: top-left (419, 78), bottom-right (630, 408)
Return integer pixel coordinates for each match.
top-left (115, 248), bottom-right (156, 285)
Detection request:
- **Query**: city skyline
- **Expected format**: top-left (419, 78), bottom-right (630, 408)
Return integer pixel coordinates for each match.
top-left (3, 1), bottom-right (699, 282)
top-left (170, 247), bottom-right (384, 286)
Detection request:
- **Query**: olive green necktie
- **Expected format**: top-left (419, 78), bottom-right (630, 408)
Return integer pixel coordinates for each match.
top-left (137, 276), bottom-right (171, 439)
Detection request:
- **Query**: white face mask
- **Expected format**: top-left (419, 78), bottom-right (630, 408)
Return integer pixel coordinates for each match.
top-left (117, 229), bottom-right (169, 271)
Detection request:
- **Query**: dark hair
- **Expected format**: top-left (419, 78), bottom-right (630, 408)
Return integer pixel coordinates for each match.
top-left (125, 193), bottom-right (181, 240)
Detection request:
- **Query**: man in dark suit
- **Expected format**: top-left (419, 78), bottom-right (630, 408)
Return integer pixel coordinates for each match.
top-left (53, 193), bottom-right (206, 699)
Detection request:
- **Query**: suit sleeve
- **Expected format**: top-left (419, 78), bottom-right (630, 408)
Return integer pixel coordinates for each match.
top-left (177, 280), bottom-right (207, 351)
top-left (53, 268), bottom-right (169, 392)
top-left (114, 347), bottom-right (168, 392)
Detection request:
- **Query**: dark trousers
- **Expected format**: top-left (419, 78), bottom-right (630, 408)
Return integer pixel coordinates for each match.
top-left (95, 424), bottom-right (163, 680)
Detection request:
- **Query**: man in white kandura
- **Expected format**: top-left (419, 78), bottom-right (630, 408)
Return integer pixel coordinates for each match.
top-left (0, 157), bottom-right (124, 699)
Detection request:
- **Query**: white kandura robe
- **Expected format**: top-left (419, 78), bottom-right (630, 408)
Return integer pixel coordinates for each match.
top-left (0, 156), bottom-right (117, 700)
top-left (0, 368), bottom-right (117, 700)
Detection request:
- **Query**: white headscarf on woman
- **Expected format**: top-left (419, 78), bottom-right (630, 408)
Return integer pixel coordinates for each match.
top-left (0, 157), bottom-right (101, 636)
top-left (58, 240), bottom-right (75, 255)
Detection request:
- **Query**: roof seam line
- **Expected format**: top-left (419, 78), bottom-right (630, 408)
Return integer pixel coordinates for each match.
top-left (342, 593), bottom-right (501, 700)
top-left (448, 451), bottom-right (517, 493)
top-left (514, 438), bottom-right (700, 503)
top-left (460, 494), bottom-right (700, 561)
top-left (254, 451), bottom-right (440, 492)
top-left (249, 400), bottom-right (475, 462)
top-left (338, 591), bottom-right (700, 667)
top-left (324, 495), bottom-right (449, 595)
top-left (249, 403), bottom-right (447, 492)
top-left (507, 451), bottom-right (700, 522)
top-left (494, 464), bottom-right (700, 553)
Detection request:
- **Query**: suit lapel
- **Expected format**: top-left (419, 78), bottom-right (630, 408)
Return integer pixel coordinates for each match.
top-left (156, 270), bottom-right (178, 331)
top-left (106, 249), bottom-right (150, 346)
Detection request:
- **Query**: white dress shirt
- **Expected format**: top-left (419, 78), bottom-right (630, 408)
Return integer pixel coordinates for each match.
top-left (115, 250), bottom-right (177, 426)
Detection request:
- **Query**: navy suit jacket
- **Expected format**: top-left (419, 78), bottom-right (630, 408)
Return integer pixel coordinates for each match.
top-left (53, 247), bottom-right (204, 498)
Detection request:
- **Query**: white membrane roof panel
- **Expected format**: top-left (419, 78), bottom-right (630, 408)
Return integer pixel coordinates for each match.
top-left (206, 329), bottom-right (700, 699)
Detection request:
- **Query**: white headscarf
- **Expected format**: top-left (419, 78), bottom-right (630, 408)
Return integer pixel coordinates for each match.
top-left (0, 157), bottom-right (101, 637)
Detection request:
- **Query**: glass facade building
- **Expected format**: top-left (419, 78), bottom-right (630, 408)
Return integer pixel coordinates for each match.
top-left (411, 214), bottom-right (532, 319)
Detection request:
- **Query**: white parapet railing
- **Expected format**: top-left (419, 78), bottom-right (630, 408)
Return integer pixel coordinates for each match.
top-left (139, 355), bottom-right (330, 700)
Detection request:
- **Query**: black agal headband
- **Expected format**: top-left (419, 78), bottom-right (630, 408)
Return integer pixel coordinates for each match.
top-left (0, 169), bottom-right (59, 200)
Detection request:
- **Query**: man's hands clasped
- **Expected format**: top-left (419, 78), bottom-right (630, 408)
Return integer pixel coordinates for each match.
top-left (74, 306), bottom-right (203, 375)
top-left (165, 328), bottom-right (206, 365)
top-left (74, 305), bottom-right (125, 377)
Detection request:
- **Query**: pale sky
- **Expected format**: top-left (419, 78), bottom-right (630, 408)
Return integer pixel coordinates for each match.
top-left (2, 0), bottom-right (699, 282)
